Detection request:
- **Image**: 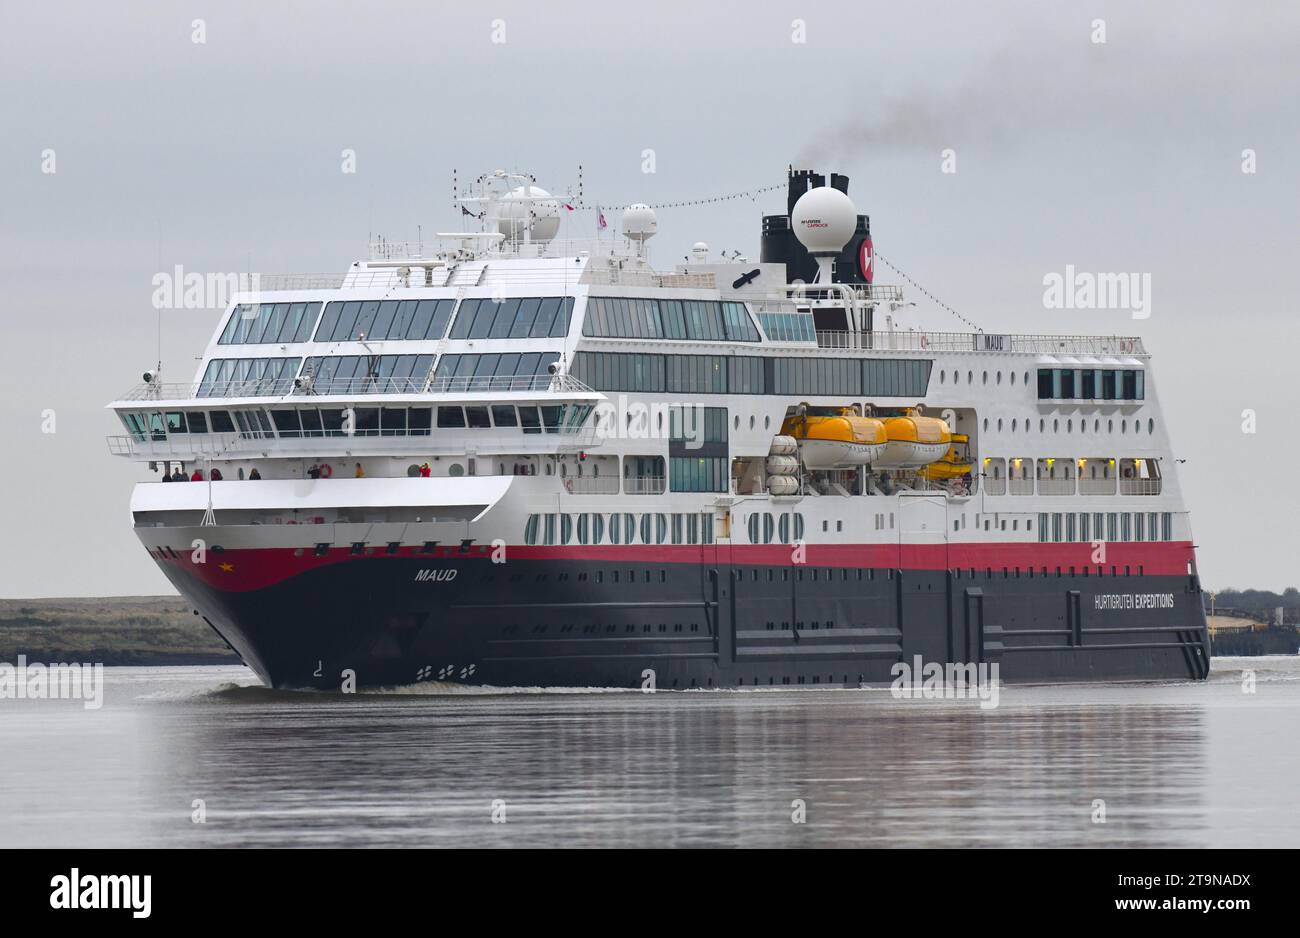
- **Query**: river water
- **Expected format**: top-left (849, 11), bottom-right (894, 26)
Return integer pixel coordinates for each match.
top-left (1, 657), bottom-right (1296, 847)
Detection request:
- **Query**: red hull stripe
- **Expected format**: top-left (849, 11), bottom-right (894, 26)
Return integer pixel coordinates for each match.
top-left (151, 541), bottom-right (1197, 594)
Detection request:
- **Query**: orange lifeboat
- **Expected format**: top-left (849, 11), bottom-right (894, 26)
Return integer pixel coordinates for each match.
top-left (877, 412), bottom-right (952, 469)
top-left (780, 410), bottom-right (887, 468)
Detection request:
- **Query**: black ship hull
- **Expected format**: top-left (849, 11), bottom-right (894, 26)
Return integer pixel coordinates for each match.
top-left (155, 549), bottom-right (1211, 690)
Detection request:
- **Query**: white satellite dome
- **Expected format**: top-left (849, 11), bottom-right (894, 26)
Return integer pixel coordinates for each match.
top-left (621, 204), bottom-right (657, 242)
top-left (496, 185), bottom-right (561, 243)
top-left (790, 186), bottom-right (857, 256)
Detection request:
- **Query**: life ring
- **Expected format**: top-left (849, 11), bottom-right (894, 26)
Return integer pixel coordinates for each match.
top-left (919, 334), bottom-right (929, 350)
top-left (318, 463), bottom-right (333, 478)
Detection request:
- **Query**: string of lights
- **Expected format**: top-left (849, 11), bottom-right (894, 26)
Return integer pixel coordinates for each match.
top-left (567, 183), bottom-right (784, 212)
top-left (450, 171), bottom-right (978, 331)
top-left (874, 251), bottom-right (982, 332)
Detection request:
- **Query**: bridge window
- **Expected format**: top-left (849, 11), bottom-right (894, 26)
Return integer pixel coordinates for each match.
top-left (198, 357), bottom-right (302, 397)
top-left (451, 297), bottom-right (572, 340)
top-left (220, 302), bottom-right (323, 345)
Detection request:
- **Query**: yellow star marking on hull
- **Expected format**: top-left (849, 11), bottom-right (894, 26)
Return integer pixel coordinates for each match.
top-left (219, 562), bottom-right (235, 573)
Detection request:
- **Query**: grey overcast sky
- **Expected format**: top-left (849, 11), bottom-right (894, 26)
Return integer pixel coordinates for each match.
top-left (0, 0), bottom-right (1296, 597)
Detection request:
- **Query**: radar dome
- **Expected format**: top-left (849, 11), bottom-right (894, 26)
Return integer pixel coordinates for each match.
top-left (497, 185), bottom-right (561, 243)
top-left (790, 186), bottom-right (857, 256)
top-left (621, 204), bottom-right (657, 242)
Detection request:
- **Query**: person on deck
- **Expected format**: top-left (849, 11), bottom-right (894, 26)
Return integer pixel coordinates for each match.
top-left (249, 467), bottom-right (262, 480)
top-left (210, 468), bottom-right (223, 481)
top-left (419, 462), bottom-right (431, 478)
top-left (306, 464), bottom-right (320, 480)
top-left (354, 463), bottom-right (365, 478)
top-left (171, 467), bottom-right (185, 482)
top-left (191, 469), bottom-right (204, 481)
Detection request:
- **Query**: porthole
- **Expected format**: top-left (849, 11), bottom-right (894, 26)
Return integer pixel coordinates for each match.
top-left (967, 370), bottom-right (973, 383)
top-left (1024, 371), bottom-right (1029, 385)
top-left (1108, 419), bottom-right (1114, 432)
top-left (449, 463), bottom-right (464, 477)
top-left (940, 370), bottom-right (946, 384)
top-left (996, 371), bottom-right (1002, 384)
top-left (1148, 418), bottom-right (1154, 434)
top-left (734, 415), bottom-right (740, 429)
top-left (1039, 418), bottom-right (1045, 432)
top-left (1121, 419), bottom-right (1127, 432)
top-left (1012, 418), bottom-right (1017, 431)
top-left (954, 371), bottom-right (960, 384)
top-left (749, 415), bottom-right (755, 429)
top-left (1011, 371), bottom-right (1017, 386)
top-left (997, 418), bottom-right (1003, 431)
top-left (765, 416), bottom-right (771, 429)
top-left (1053, 419), bottom-right (1059, 432)
top-left (1067, 419), bottom-right (1072, 432)
top-left (1095, 419), bottom-right (1100, 432)
top-left (982, 371), bottom-right (988, 385)
top-left (983, 418), bottom-right (989, 431)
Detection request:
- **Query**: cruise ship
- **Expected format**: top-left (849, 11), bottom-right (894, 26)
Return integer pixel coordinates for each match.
top-left (108, 168), bottom-right (1210, 689)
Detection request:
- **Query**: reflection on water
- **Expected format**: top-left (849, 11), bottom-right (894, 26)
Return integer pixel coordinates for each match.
top-left (1, 658), bottom-right (1297, 847)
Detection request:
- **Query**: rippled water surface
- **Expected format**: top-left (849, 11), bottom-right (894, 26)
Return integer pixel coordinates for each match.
top-left (1, 658), bottom-right (1297, 847)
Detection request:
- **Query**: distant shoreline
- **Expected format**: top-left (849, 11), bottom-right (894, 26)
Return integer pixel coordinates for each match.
top-left (0, 596), bottom-right (241, 666)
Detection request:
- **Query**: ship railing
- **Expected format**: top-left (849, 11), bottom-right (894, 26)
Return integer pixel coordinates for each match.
top-left (107, 422), bottom-right (602, 460)
top-left (367, 236), bottom-right (640, 263)
top-left (1119, 478), bottom-right (1162, 495)
top-left (106, 433), bottom-right (244, 458)
top-left (1007, 478), bottom-right (1036, 496)
top-left (1078, 479), bottom-right (1118, 496)
top-left (564, 476), bottom-right (621, 495)
top-left (983, 476), bottom-right (1008, 496)
top-left (116, 374), bottom-right (596, 402)
top-left (581, 268), bottom-right (717, 289)
top-left (1036, 479), bottom-right (1077, 496)
top-left (623, 476), bottom-right (666, 495)
top-left (422, 374), bottom-right (595, 395)
top-left (248, 267), bottom-right (590, 293)
top-left (811, 330), bottom-right (1147, 355)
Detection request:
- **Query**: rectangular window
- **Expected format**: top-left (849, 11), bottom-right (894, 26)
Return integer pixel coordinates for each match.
top-left (669, 457), bottom-right (727, 492)
top-left (1060, 368), bottom-right (1076, 399)
top-left (1037, 369), bottom-right (1054, 398)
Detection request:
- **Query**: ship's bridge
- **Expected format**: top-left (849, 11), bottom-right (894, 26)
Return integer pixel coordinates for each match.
top-left (106, 372), bottom-right (604, 463)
